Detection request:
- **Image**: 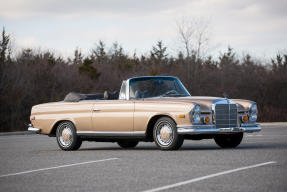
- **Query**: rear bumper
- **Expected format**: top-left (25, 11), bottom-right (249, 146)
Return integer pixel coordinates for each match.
top-left (177, 123), bottom-right (261, 135)
top-left (28, 124), bottom-right (40, 133)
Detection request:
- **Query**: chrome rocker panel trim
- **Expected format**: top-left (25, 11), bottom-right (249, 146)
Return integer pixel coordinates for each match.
top-left (77, 131), bottom-right (146, 137)
top-left (28, 124), bottom-right (40, 133)
top-left (177, 123), bottom-right (261, 135)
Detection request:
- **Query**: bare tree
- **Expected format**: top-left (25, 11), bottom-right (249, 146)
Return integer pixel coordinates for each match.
top-left (176, 18), bottom-right (194, 58)
top-left (176, 17), bottom-right (210, 59)
top-left (176, 17), bottom-right (210, 86)
top-left (194, 18), bottom-right (209, 59)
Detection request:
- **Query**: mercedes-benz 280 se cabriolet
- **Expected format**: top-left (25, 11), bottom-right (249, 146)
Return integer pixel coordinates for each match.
top-left (28, 76), bottom-right (260, 150)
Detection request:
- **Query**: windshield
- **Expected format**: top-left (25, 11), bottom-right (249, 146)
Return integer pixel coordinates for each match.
top-left (129, 77), bottom-right (190, 99)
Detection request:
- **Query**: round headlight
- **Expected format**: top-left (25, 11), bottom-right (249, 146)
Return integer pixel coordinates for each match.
top-left (251, 104), bottom-right (257, 113)
top-left (190, 104), bottom-right (201, 124)
top-left (193, 113), bottom-right (201, 122)
top-left (194, 105), bottom-right (200, 113)
top-left (249, 103), bottom-right (257, 122)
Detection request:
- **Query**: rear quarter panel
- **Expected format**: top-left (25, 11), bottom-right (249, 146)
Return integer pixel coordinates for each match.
top-left (31, 102), bottom-right (93, 134)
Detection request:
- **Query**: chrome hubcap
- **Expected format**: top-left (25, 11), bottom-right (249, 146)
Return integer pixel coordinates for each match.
top-left (160, 126), bottom-right (171, 141)
top-left (59, 125), bottom-right (73, 146)
top-left (62, 128), bottom-right (71, 142)
top-left (156, 123), bottom-right (173, 146)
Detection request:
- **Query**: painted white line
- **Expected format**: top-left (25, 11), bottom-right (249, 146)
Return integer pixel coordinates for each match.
top-left (142, 161), bottom-right (276, 192)
top-left (244, 141), bottom-right (279, 144)
top-left (0, 158), bottom-right (119, 178)
top-left (247, 134), bottom-right (287, 138)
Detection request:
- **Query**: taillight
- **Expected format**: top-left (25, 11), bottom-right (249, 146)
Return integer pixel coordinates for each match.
top-left (30, 116), bottom-right (35, 121)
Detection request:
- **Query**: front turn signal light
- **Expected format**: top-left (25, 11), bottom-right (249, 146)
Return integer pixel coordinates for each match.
top-left (204, 116), bottom-right (210, 123)
top-left (178, 114), bottom-right (185, 118)
top-left (242, 115), bottom-right (248, 122)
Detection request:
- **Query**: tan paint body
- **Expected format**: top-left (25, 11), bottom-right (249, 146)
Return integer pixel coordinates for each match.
top-left (30, 96), bottom-right (252, 135)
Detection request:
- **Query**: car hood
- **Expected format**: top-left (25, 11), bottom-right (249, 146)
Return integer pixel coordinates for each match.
top-left (144, 96), bottom-right (252, 112)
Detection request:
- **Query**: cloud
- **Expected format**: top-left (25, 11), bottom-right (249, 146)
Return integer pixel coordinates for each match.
top-left (16, 36), bottom-right (40, 48)
top-left (1, 0), bottom-right (286, 58)
top-left (0, 0), bottom-right (191, 19)
top-left (1, 0), bottom-right (286, 20)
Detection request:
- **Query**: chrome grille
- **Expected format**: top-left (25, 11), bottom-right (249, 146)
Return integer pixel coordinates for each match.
top-left (215, 104), bottom-right (237, 128)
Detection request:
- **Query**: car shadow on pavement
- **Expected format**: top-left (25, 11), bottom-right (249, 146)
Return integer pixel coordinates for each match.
top-left (76, 141), bottom-right (287, 151)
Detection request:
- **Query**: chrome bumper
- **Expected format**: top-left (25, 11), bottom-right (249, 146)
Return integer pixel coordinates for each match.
top-left (28, 124), bottom-right (40, 133)
top-left (177, 123), bottom-right (261, 135)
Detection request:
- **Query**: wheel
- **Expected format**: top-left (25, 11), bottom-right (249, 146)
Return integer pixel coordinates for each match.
top-left (56, 121), bottom-right (82, 151)
top-left (117, 141), bottom-right (139, 148)
top-left (153, 117), bottom-right (184, 150)
top-left (214, 133), bottom-right (243, 148)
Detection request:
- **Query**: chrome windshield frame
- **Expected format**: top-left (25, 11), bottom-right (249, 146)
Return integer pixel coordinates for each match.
top-left (126, 78), bottom-right (131, 100)
top-left (125, 76), bottom-right (191, 100)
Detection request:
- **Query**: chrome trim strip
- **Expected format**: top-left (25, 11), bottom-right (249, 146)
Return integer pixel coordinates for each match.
top-left (241, 122), bottom-right (259, 127)
top-left (77, 131), bottom-right (146, 137)
top-left (177, 124), bottom-right (261, 134)
top-left (126, 79), bottom-right (130, 100)
top-left (241, 127), bottom-right (262, 133)
top-left (178, 124), bottom-right (214, 129)
top-left (28, 124), bottom-right (40, 133)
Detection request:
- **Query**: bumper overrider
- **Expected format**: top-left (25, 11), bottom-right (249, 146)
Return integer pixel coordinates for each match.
top-left (177, 123), bottom-right (261, 134)
top-left (28, 124), bottom-right (40, 133)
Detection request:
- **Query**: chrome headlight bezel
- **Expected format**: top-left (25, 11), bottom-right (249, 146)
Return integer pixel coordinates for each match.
top-left (249, 103), bottom-right (257, 122)
top-left (190, 103), bottom-right (201, 124)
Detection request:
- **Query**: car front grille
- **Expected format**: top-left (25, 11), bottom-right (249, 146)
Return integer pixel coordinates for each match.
top-left (214, 104), bottom-right (237, 128)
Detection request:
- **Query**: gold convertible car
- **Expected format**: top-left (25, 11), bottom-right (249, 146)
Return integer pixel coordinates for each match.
top-left (28, 76), bottom-right (260, 150)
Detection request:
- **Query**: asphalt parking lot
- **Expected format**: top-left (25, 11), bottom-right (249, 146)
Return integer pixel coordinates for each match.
top-left (0, 123), bottom-right (286, 192)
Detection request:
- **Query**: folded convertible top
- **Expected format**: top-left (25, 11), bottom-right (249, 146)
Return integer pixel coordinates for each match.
top-left (64, 91), bottom-right (119, 102)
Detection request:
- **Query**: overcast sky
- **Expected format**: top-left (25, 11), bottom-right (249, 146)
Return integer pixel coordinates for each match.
top-left (0, 0), bottom-right (286, 59)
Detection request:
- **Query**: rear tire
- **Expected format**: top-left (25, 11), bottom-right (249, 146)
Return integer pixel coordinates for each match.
top-left (153, 117), bottom-right (184, 150)
top-left (117, 141), bottom-right (139, 148)
top-left (56, 121), bottom-right (82, 151)
top-left (214, 133), bottom-right (243, 148)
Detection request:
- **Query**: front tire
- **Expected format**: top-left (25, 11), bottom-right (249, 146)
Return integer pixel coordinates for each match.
top-left (117, 141), bottom-right (139, 148)
top-left (214, 133), bottom-right (243, 148)
top-left (56, 121), bottom-right (82, 151)
top-left (153, 117), bottom-right (184, 150)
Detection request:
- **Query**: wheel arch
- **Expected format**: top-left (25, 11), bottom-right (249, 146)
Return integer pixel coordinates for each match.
top-left (49, 119), bottom-right (76, 137)
top-left (145, 114), bottom-right (177, 141)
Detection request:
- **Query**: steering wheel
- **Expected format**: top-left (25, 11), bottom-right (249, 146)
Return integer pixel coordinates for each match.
top-left (163, 90), bottom-right (179, 96)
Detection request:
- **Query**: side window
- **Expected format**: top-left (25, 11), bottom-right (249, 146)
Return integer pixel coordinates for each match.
top-left (119, 81), bottom-right (126, 100)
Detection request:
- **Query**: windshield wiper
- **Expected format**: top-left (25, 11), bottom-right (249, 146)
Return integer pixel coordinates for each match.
top-left (160, 93), bottom-right (188, 97)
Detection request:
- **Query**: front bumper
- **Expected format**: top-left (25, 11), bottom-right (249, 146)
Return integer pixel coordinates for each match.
top-left (28, 124), bottom-right (40, 133)
top-left (177, 123), bottom-right (261, 135)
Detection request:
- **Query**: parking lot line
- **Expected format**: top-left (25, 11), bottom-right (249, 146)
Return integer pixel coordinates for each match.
top-left (142, 161), bottom-right (276, 192)
top-left (0, 158), bottom-right (119, 178)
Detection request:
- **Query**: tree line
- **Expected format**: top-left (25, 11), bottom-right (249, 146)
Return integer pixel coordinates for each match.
top-left (0, 28), bottom-right (286, 132)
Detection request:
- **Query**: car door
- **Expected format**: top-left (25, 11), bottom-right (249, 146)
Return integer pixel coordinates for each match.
top-left (91, 100), bottom-right (134, 132)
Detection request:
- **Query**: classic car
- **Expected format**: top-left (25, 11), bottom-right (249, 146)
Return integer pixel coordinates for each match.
top-left (28, 76), bottom-right (261, 150)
